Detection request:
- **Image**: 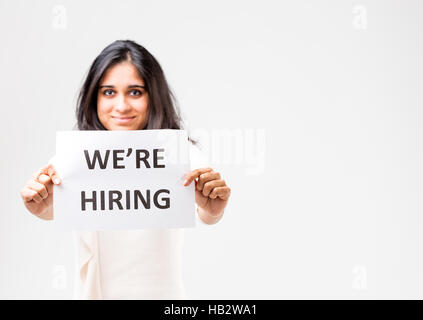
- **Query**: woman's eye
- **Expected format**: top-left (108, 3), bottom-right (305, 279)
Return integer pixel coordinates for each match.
top-left (103, 89), bottom-right (114, 96)
top-left (130, 89), bottom-right (142, 96)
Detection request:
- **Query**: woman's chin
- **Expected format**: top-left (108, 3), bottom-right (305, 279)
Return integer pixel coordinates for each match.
top-left (109, 125), bottom-right (138, 131)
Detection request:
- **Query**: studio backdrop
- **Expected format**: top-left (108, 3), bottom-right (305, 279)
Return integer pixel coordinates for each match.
top-left (1, 0), bottom-right (423, 299)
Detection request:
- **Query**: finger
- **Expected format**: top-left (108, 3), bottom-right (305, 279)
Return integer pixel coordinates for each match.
top-left (38, 174), bottom-right (54, 194)
top-left (27, 180), bottom-right (49, 200)
top-left (31, 169), bottom-right (44, 180)
top-left (20, 187), bottom-right (35, 202)
top-left (197, 171), bottom-right (221, 191)
top-left (21, 187), bottom-right (43, 203)
top-left (40, 164), bottom-right (61, 185)
top-left (202, 179), bottom-right (226, 197)
top-left (38, 173), bottom-right (51, 184)
top-left (209, 186), bottom-right (231, 200)
top-left (32, 167), bottom-right (48, 181)
top-left (183, 167), bottom-right (213, 186)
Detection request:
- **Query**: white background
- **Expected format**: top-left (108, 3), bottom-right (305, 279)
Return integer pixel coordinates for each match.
top-left (1, 0), bottom-right (423, 299)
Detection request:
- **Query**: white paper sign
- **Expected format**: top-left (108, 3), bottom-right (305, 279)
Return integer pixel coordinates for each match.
top-left (53, 129), bottom-right (195, 231)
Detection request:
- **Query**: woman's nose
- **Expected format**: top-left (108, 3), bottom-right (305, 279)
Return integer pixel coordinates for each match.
top-left (114, 95), bottom-right (132, 112)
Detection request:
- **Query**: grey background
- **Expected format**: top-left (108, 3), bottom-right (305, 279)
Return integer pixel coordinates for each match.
top-left (1, 0), bottom-right (423, 299)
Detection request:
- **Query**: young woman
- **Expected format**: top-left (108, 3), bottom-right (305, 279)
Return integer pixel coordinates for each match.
top-left (19, 40), bottom-right (231, 299)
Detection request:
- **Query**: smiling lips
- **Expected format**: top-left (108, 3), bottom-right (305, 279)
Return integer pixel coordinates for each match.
top-left (112, 116), bottom-right (135, 124)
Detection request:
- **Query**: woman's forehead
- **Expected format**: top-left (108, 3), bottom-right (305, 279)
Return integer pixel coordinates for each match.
top-left (100, 62), bottom-right (145, 86)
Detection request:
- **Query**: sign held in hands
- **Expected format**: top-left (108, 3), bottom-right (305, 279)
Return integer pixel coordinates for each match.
top-left (53, 129), bottom-right (195, 231)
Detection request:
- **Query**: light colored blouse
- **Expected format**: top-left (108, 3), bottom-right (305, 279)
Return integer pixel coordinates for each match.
top-left (73, 216), bottom-right (204, 299)
top-left (51, 141), bottom-right (209, 299)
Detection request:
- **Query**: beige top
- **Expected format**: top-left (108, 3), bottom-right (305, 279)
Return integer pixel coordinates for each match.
top-left (73, 218), bottom-right (204, 299)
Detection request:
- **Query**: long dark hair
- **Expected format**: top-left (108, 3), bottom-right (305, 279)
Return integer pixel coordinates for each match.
top-left (76, 40), bottom-right (196, 144)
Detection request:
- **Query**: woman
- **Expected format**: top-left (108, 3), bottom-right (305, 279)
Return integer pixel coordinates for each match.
top-left (19, 40), bottom-right (231, 299)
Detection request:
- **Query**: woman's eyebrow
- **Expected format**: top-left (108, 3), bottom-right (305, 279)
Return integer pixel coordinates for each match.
top-left (98, 84), bottom-right (145, 89)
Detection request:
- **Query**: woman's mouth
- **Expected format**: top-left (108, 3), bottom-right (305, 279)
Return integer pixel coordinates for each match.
top-left (112, 116), bottom-right (135, 124)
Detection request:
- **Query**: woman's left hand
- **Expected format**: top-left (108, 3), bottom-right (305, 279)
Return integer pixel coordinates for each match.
top-left (183, 167), bottom-right (231, 219)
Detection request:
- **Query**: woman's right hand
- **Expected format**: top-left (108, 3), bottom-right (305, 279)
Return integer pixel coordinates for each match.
top-left (20, 164), bottom-right (62, 220)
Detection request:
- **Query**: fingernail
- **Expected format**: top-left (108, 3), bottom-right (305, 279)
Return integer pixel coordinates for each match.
top-left (183, 179), bottom-right (188, 185)
top-left (54, 178), bottom-right (61, 185)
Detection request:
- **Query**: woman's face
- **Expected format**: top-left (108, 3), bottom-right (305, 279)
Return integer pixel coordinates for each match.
top-left (97, 61), bottom-right (149, 131)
